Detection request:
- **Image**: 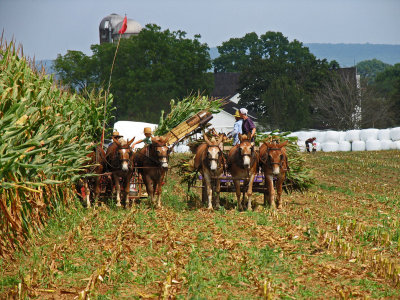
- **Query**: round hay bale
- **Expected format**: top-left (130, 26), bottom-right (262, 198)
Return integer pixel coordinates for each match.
top-left (378, 129), bottom-right (391, 141)
top-left (174, 144), bottom-right (190, 153)
top-left (338, 141), bottom-right (351, 151)
top-left (314, 141), bottom-right (322, 151)
top-left (297, 140), bottom-right (306, 152)
top-left (338, 131), bottom-right (346, 142)
top-left (352, 141), bottom-right (365, 151)
top-left (345, 130), bottom-right (360, 142)
top-left (293, 131), bottom-right (308, 142)
top-left (380, 140), bottom-right (393, 150)
top-left (394, 140), bottom-right (400, 150)
top-left (321, 142), bottom-right (339, 152)
top-left (390, 127), bottom-right (400, 141)
top-left (324, 131), bottom-right (340, 143)
top-left (365, 140), bottom-right (381, 151)
top-left (360, 128), bottom-right (379, 141)
top-left (315, 131), bottom-right (326, 143)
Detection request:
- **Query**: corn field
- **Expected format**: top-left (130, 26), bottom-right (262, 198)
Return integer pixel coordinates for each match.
top-left (0, 38), bottom-right (113, 257)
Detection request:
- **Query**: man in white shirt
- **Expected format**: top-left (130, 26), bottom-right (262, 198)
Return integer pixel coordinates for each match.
top-left (230, 110), bottom-right (243, 145)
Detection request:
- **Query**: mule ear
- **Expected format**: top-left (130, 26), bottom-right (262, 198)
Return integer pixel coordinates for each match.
top-left (127, 137), bottom-right (135, 146)
top-left (247, 133), bottom-right (252, 140)
top-left (204, 133), bottom-right (211, 145)
top-left (238, 134), bottom-right (244, 142)
top-left (112, 136), bottom-right (121, 147)
top-left (279, 140), bottom-right (288, 147)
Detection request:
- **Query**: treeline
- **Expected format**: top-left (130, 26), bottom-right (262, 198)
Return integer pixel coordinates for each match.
top-left (53, 25), bottom-right (400, 131)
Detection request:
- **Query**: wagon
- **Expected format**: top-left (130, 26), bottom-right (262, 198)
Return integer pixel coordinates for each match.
top-left (84, 109), bottom-right (214, 203)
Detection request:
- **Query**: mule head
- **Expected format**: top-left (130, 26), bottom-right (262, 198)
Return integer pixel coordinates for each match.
top-left (151, 136), bottom-right (170, 168)
top-left (263, 141), bottom-right (288, 175)
top-left (116, 138), bottom-right (135, 172)
top-left (238, 136), bottom-right (254, 169)
top-left (203, 134), bottom-right (224, 172)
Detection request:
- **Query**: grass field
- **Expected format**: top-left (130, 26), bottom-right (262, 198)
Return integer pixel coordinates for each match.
top-left (1, 150), bottom-right (399, 299)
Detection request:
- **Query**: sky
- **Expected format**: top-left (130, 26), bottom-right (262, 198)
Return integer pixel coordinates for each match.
top-left (0, 0), bottom-right (399, 61)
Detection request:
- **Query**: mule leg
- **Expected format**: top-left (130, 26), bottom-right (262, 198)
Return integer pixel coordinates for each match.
top-left (215, 177), bottom-right (221, 210)
top-left (201, 178), bottom-right (207, 206)
top-left (275, 175), bottom-right (285, 209)
top-left (84, 180), bottom-right (91, 208)
top-left (266, 175), bottom-right (276, 209)
top-left (113, 174), bottom-right (122, 207)
top-left (124, 174), bottom-right (132, 208)
top-left (233, 180), bottom-right (242, 211)
top-left (94, 176), bottom-right (101, 207)
top-left (246, 173), bottom-right (256, 211)
top-left (144, 175), bottom-right (155, 206)
top-left (204, 173), bottom-right (213, 210)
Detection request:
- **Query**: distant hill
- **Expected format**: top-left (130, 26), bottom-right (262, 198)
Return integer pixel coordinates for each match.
top-left (209, 43), bottom-right (400, 67)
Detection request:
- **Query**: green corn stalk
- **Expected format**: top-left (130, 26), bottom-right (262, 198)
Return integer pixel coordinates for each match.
top-left (155, 93), bottom-right (224, 136)
top-left (0, 38), bottom-right (114, 256)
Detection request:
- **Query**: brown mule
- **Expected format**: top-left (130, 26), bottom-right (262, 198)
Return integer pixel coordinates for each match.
top-left (194, 133), bottom-right (226, 210)
top-left (227, 133), bottom-right (259, 211)
top-left (105, 137), bottom-right (135, 207)
top-left (134, 136), bottom-right (171, 208)
top-left (81, 145), bottom-right (106, 208)
top-left (259, 140), bottom-right (289, 209)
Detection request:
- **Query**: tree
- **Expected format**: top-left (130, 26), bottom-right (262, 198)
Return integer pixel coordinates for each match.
top-left (54, 24), bottom-right (214, 123)
top-left (356, 59), bottom-right (391, 84)
top-left (53, 50), bottom-right (97, 90)
top-left (312, 72), bottom-right (397, 129)
top-left (217, 31), bottom-right (333, 130)
top-left (373, 63), bottom-right (400, 125)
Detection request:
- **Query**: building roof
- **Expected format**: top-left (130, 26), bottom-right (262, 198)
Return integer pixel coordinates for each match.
top-left (211, 72), bottom-right (257, 119)
top-left (211, 72), bottom-right (240, 99)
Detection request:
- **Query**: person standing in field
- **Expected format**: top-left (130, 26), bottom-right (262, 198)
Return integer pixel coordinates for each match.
top-left (305, 137), bottom-right (316, 153)
top-left (239, 108), bottom-right (256, 143)
top-left (230, 110), bottom-right (243, 146)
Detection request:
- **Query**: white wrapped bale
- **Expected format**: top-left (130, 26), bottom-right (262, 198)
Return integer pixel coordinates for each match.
top-left (324, 131), bottom-right (340, 143)
top-left (360, 128), bottom-right (379, 141)
top-left (380, 140), bottom-right (393, 150)
top-left (352, 141), bottom-right (366, 151)
top-left (321, 142), bottom-right (339, 152)
top-left (174, 144), bottom-right (190, 153)
top-left (366, 140), bottom-right (382, 151)
top-left (297, 140), bottom-right (306, 152)
top-left (338, 141), bottom-right (351, 151)
top-left (338, 131), bottom-right (346, 142)
top-left (378, 129), bottom-right (391, 141)
top-left (394, 141), bottom-right (400, 150)
top-left (314, 141), bottom-right (322, 151)
top-left (345, 130), bottom-right (360, 142)
top-left (390, 127), bottom-right (400, 141)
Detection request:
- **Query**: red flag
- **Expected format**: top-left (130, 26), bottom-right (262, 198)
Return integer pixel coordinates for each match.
top-left (118, 16), bottom-right (127, 34)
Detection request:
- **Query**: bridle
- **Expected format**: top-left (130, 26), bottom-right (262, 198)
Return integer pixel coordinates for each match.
top-left (106, 144), bottom-right (133, 170)
top-left (260, 147), bottom-right (288, 172)
top-left (206, 144), bottom-right (225, 170)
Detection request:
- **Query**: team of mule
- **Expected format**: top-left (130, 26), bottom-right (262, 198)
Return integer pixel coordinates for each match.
top-left (83, 132), bottom-right (289, 211)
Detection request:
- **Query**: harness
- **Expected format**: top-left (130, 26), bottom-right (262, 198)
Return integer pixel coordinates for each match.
top-left (136, 144), bottom-right (170, 167)
top-left (105, 145), bottom-right (134, 170)
top-left (259, 147), bottom-right (289, 172)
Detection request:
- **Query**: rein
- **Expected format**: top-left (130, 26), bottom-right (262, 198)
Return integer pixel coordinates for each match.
top-left (106, 145), bottom-right (133, 170)
top-left (136, 144), bottom-right (169, 167)
top-left (260, 147), bottom-right (288, 171)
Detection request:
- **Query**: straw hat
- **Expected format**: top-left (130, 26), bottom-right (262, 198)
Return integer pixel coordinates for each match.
top-left (112, 131), bottom-right (122, 138)
top-left (144, 127), bottom-right (152, 134)
top-left (234, 110), bottom-right (240, 118)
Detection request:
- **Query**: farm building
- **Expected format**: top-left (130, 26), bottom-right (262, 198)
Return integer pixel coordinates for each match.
top-left (99, 13), bottom-right (142, 44)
